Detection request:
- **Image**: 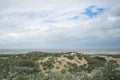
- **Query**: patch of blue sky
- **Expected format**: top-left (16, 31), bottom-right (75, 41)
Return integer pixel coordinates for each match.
top-left (83, 5), bottom-right (105, 18)
top-left (73, 16), bottom-right (79, 20)
top-left (67, 15), bottom-right (79, 21)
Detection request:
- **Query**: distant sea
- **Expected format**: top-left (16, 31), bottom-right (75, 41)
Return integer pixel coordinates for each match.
top-left (0, 48), bottom-right (120, 54)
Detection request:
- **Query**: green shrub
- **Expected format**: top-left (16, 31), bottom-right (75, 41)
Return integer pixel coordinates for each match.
top-left (66, 55), bottom-right (74, 60)
top-left (41, 61), bottom-right (54, 70)
top-left (84, 56), bottom-right (106, 73)
top-left (15, 60), bottom-right (35, 67)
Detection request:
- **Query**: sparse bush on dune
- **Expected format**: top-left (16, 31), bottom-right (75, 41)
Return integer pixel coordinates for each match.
top-left (66, 55), bottom-right (74, 60)
top-left (41, 60), bottom-right (54, 70)
top-left (76, 53), bottom-right (83, 60)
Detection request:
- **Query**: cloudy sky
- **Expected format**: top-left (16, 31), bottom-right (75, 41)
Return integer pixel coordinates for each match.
top-left (0, 0), bottom-right (120, 49)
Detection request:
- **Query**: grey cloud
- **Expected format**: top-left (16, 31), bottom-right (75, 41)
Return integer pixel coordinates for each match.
top-left (111, 7), bottom-right (120, 17)
top-left (0, 0), bottom-right (120, 48)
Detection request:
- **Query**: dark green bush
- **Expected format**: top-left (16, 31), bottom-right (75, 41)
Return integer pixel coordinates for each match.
top-left (84, 56), bottom-right (106, 73)
top-left (15, 60), bottom-right (35, 67)
top-left (66, 55), bottom-right (74, 60)
top-left (41, 61), bottom-right (54, 70)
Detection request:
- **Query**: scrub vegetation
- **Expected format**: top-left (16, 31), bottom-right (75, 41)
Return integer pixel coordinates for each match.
top-left (0, 52), bottom-right (120, 80)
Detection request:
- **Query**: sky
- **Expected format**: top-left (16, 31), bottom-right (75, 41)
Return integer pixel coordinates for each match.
top-left (0, 0), bottom-right (120, 49)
